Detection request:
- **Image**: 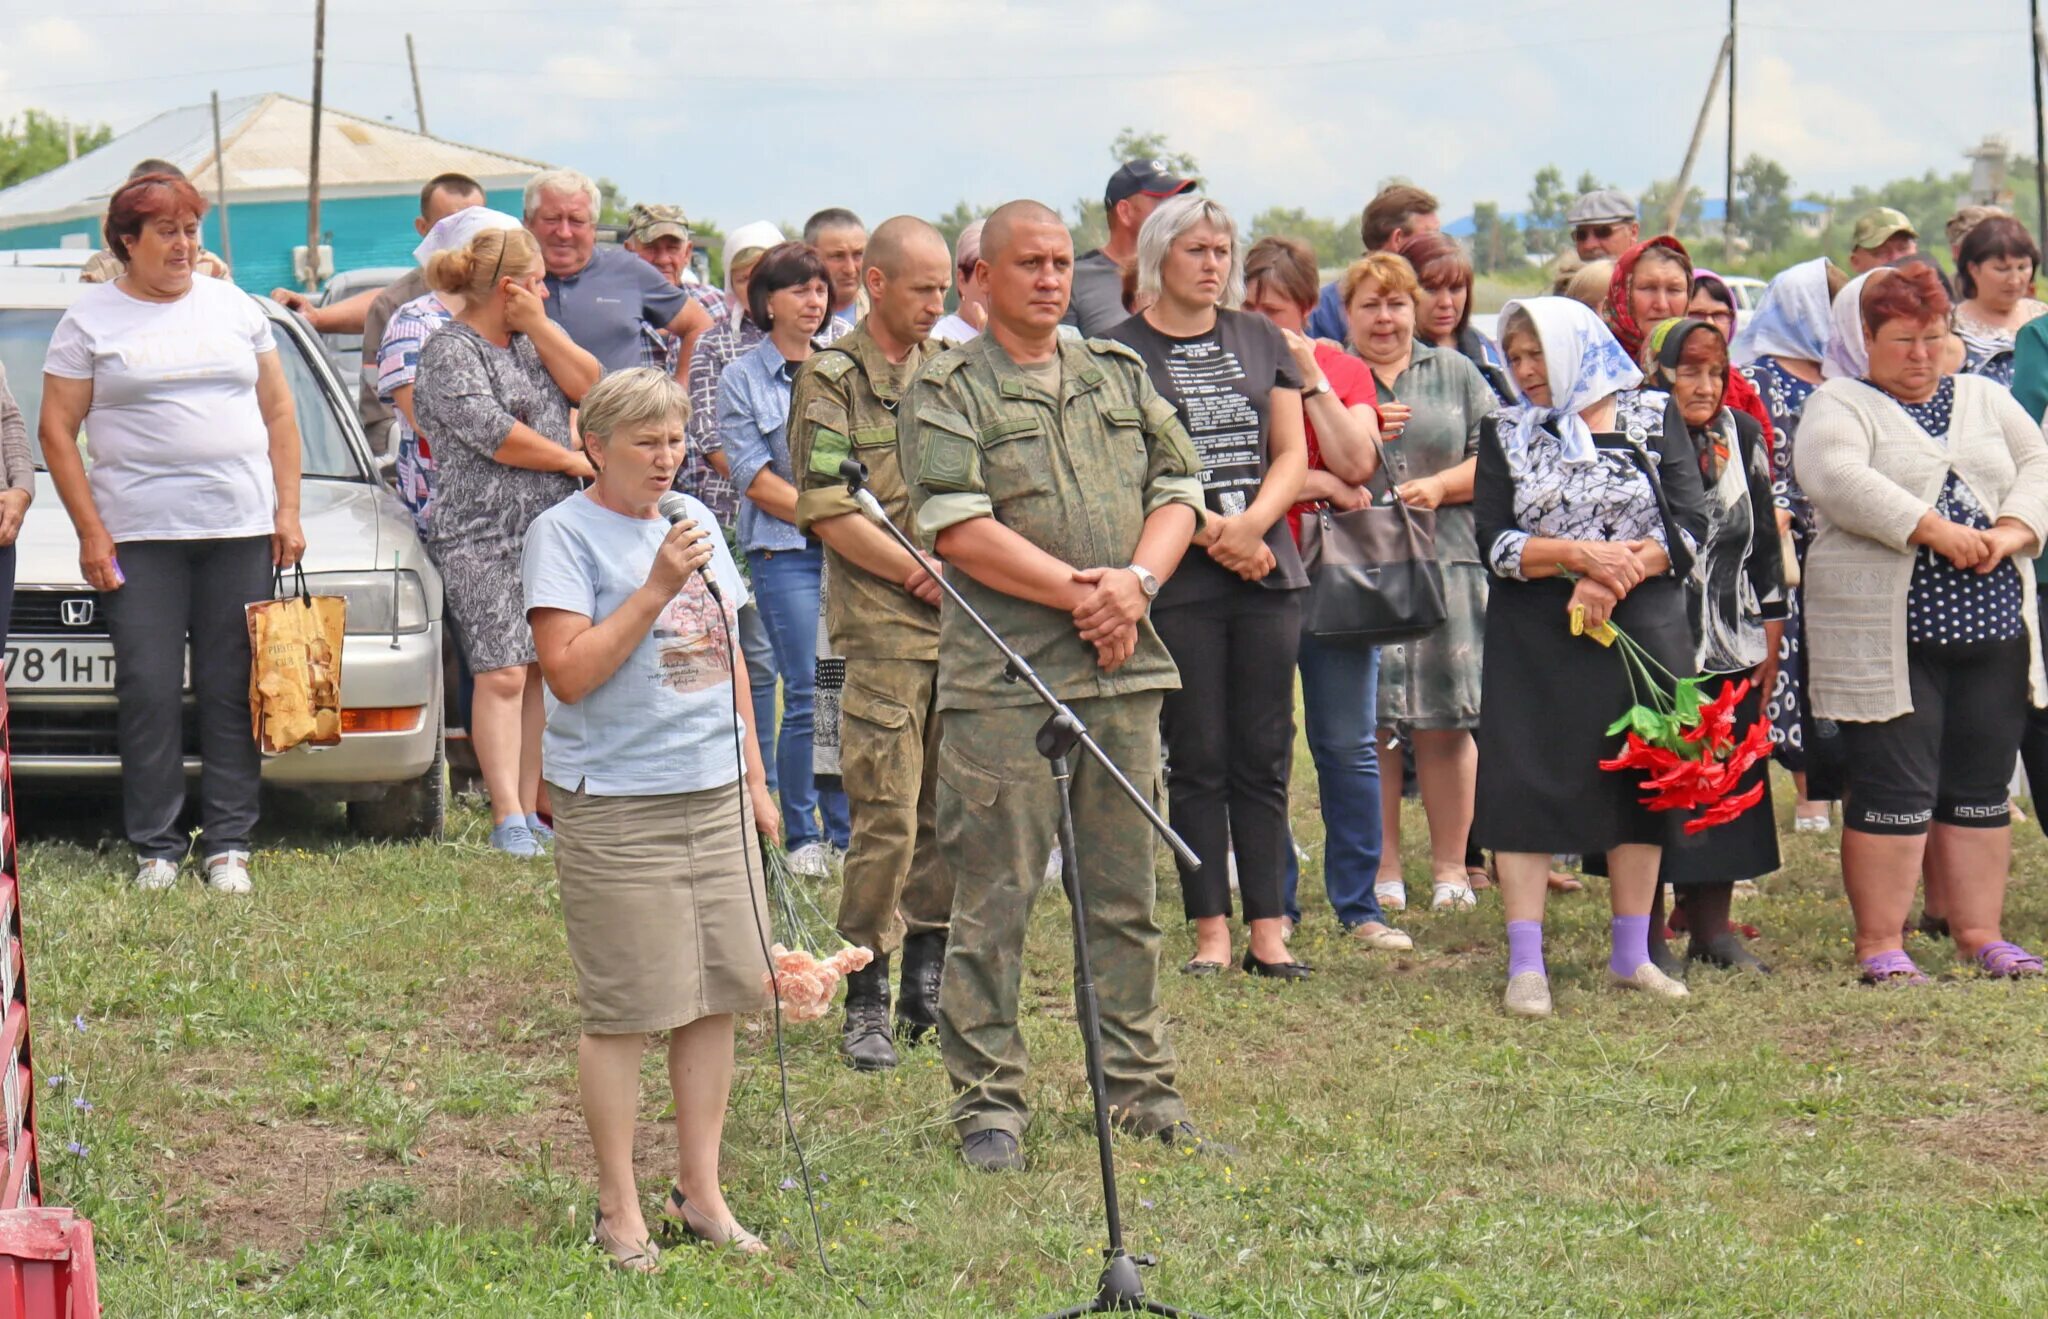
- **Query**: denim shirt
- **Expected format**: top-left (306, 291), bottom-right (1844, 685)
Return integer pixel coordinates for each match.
top-left (717, 336), bottom-right (810, 553)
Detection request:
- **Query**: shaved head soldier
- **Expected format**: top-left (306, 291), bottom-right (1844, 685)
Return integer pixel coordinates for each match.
top-left (787, 216), bottom-right (957, 1068)
top-left (900, 199), bottom-right (1228, 1170)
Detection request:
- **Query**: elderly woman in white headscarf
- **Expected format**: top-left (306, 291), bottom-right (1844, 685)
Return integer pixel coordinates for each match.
top-left (1472, 297), bottom-right (1709, 1018)
top-left (1731, 256), bottom-right (1848, 831)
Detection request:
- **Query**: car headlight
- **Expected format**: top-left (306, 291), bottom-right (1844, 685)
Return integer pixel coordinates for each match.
top-left (300, 570), bottom-right (430, 635)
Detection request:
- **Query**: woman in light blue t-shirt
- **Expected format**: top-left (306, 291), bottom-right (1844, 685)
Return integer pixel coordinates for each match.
top-left (523, 368), bottom-right (778, 1269)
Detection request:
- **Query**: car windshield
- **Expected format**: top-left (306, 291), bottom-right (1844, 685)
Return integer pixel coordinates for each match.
top-left (0, 303), bottom-right (367, 480)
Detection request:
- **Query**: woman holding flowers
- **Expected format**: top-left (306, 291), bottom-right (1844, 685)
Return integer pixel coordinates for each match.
top-left (1797, 264), bottom-right (2048, 984)
top-left (1642, 317), bottom-right (1787, 973)
top-left (1472, 297), bottom-right (1707, 1018)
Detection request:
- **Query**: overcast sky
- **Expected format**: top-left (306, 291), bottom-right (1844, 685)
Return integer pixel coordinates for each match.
top-left (0, 0), bottom-right (2036, 230)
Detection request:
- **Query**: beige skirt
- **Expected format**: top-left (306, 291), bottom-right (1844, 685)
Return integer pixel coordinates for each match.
top-left (547, 778), bottom-right (775, 1034)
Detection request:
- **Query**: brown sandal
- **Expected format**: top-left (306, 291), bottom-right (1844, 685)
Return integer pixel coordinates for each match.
top-left (591, 1209), bottom-right (661, 1273)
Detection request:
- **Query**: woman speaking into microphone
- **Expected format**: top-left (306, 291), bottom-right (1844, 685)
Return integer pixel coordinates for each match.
top-left (523, 367), bottom-right (777, 1269)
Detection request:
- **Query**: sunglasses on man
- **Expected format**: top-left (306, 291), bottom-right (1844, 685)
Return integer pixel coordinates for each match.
top-left (1574, 224), bottom-right (1621, 243)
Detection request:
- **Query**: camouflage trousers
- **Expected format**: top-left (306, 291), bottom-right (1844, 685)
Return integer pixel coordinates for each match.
top-left (935, 693), bottom-right (1186, 1141)
top-left (834, 658), bottom-right (953, 957)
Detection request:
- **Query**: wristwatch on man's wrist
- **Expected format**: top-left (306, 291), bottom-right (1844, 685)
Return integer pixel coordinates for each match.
top-left (1305, 376), bottom-right (1333, 398)
top-left (1127, 563), bottom-right (1161, 600)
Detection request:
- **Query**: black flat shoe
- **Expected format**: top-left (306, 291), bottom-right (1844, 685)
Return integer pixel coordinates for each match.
top-left (1180, 958), bottom-right (1226, 977)
top-left (1689, 931), bottom-right (1772, 973)
top-left (1241, 950), bottom-right (1312, 980)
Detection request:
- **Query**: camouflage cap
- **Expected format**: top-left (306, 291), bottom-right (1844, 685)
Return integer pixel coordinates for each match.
top-left (1851, 206), bottom-right (1915, 251)
top-left (626, 202), bottom-right (691, 245)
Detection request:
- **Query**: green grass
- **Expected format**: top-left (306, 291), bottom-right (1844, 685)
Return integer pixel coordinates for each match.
top-left (18, 761), bottom-right (2048, 1316)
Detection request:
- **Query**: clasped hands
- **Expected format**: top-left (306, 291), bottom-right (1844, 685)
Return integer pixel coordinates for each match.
top-left (1195, 512), bottom-right (1275, 581)
top-left (1912, 510), bottom-right (2034, 574)
top-left (1565, 538), bottom-right (1668, 632)
top-left (1071, 565), bottom-right (1151, 673)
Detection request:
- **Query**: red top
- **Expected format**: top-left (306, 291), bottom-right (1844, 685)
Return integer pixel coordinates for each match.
top-left (1287, 341), bottom-right (1378, 545)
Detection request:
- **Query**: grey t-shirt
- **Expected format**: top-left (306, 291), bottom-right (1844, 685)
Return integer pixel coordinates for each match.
top-left (1063, 249), bottom-right (1130, 338)
top-left (543, 246), bottom-right (689, 372)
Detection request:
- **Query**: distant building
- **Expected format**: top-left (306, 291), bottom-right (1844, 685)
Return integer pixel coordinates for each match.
top-left (0, 93), bottom-right (547, 293)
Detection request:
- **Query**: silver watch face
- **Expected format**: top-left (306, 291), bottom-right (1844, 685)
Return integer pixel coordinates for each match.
top-left (1133, 566), bottom-right (1160, 596)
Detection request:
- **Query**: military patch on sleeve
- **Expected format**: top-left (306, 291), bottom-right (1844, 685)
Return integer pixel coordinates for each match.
top-left (808, 425), bottom-right (853, 477)
top-left (918, 430), bottom-right (980, 493)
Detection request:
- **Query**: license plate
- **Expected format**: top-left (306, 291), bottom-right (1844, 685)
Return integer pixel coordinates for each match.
top-left (4, 641), bottom-right (118, 690)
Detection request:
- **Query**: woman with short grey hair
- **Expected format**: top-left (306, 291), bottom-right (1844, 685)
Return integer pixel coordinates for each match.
top-left (1108, 196), bottom-right (1310, 978)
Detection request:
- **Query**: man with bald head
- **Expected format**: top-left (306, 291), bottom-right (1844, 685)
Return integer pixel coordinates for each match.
top-left (788, 216), bottom-right (958, 1069)
top-left (901, 200), bottom-right (1221, 1171)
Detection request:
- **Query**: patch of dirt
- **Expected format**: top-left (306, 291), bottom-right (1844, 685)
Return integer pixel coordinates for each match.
top-left (1892, 1105), bottom-right (2048, 1180)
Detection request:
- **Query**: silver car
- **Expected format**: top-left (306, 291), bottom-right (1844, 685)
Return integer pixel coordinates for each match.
top-left (0, 279), bottom-right (447, 838)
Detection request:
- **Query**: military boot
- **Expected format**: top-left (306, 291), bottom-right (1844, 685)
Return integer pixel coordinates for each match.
top-left (840, 956), bottom-right (897, 1071)
top-left (895, 931), bottom-right (945, 1047)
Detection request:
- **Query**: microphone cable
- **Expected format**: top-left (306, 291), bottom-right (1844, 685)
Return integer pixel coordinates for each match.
top-left (711, 577), bottom-right (873, 1310)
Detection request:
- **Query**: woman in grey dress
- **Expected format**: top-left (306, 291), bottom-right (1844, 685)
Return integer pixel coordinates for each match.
top-left (414, 225), bottom-right (601, 856)
top-left (1343, 252), bottom-right (1496, 912)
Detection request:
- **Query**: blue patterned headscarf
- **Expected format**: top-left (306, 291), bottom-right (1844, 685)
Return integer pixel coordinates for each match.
top-left (1496, 295), bottom-right (1643, 474)
top-left (1729, 256), bottom-right (1835, 367)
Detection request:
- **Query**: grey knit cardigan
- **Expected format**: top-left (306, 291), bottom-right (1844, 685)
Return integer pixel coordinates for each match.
top-left (1794, 374), bottom-right (2048, 723)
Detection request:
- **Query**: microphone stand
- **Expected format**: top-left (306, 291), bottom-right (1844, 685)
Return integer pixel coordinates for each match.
top-left (837, 460), bottom-right (1208, 1318)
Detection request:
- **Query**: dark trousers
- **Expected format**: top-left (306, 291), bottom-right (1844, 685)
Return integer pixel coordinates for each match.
top-left (103, 537), bottom-right (272, 860)
top-left (0, 542), bottom-right (15, 642)
top-left (2022, 593), bottom-right (2048, 840)
top-left (1154, 587), bottom-right (1302, 923)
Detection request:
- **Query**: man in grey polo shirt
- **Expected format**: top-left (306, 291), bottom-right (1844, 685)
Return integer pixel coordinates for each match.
top-left (525, 168), bottom-right (713, 380)
top-left (1062, 159), bottom-right (1195, 337)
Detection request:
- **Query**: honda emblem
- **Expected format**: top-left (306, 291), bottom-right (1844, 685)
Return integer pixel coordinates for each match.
top-left (60, 598), bottom-right (95, 628)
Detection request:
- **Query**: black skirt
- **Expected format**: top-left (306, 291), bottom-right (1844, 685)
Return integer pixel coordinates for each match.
top-left (1659, 679), bottom-right (1781, 885)
top-left (1474, 574), bottom-right (1693, 855)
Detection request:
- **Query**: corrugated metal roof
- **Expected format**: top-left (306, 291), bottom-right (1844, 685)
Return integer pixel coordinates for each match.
top-left (0, 93), bottom-right (549, 229)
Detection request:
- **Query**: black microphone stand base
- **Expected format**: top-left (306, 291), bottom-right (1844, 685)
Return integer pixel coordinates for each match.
top-left (1038, 1250), bottom-right (1199, 1318)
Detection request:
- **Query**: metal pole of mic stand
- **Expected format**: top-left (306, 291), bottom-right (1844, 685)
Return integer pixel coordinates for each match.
top-left (838, 462), bottom-right (1206, 1317)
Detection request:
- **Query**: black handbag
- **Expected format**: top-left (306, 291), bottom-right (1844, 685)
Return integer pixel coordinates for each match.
top-left (1295, 420), bottom-right (1447, 646)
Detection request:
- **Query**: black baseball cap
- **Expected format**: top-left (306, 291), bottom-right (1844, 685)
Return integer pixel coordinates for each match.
top-left (1105, 158), bottom-right (1197, 209)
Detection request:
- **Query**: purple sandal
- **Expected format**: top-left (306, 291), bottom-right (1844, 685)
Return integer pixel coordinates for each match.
top-left (1975, 941), bottom-right (2045, 978)
top-left (1860, 950), bottom-right (1930, 986)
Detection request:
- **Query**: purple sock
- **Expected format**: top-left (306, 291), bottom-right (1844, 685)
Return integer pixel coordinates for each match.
top-left (1506, 920), bottom-right (1545, 979)
top-left (1609, 914), bottom-right (1651, 977)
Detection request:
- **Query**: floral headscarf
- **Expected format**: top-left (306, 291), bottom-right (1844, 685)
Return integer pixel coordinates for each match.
top-left (1729, 256), bottom-right (1834, 367)
top-left (1496, 295), bottom-right (1643, 475)
top-left (1605, 234), bottom-right (1694, 360)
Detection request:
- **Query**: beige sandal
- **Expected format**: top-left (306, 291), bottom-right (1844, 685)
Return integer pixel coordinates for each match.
top-left (591, 1209), bottom-right (661, 1273)
top-left (667, 1185), bottom-right (769, 1256)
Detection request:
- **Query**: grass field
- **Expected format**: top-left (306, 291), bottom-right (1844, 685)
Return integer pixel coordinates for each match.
top-left (17, 754), bottom-right (2048, 1316)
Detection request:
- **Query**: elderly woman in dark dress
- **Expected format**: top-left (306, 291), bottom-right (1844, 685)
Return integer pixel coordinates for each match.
top-left (1641, 318), bottom-right (1787, 973)
top-left (1474, 297), bottom-right (1707, 1018)
top-left (415, 225), bottom-right (601, 857)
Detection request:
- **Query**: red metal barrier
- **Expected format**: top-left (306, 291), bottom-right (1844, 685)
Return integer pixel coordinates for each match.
top-left (0, 1208), bottom-right (98, 1319)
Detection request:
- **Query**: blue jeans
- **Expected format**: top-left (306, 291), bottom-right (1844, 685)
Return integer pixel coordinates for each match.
top-left (1284, 635), bottom-right (1385, 927)
top-left (749, 545), bottom-right (850, 849)
top-left (736, 600), bottom-right (779, 798)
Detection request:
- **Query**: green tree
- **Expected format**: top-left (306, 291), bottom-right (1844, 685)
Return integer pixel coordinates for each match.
top-left (0, 110), bottom-right (113, 190)
top-left (1247, 206), bottom-right (1359, 270)
top-left (1525, 165), bottom-right (1572, 255)
top-left (595, 177), bottom-right (631, 227)
top-left (934, 199), bottom-right (992, 258)
top-left (1468, 202), bottom-right (1525, 275)
top-left (1640, 177), bottom-right (1704, 237)
top-left (1735, 154), bottom-right (1795, 253)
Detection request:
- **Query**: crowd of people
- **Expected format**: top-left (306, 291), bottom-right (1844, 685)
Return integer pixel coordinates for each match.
top-left (10, 154), bottom-right (2048, 1268)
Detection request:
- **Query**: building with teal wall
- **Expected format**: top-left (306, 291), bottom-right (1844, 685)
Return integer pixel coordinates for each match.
top-left (0, 94), bottom-right (545, 295)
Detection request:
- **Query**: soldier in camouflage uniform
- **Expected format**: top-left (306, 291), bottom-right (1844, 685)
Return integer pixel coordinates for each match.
top-left (788, 217), bottom-right (957, 1071)
top-left (901, 200), bottom-right (1223, 1172)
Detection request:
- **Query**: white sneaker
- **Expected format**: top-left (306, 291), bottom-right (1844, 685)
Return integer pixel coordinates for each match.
top-left (1793, 811), bottom-right (1831, 834)
top-left (1431, 881), bottom-right (1477, 911)
top-left (134, 858), bottom-right (179, 890)
top-left (1375, 880), bottom-right (1407, 913)
top-left (786, 841), bottom-right (832, 879)
top-left (202, 851), bottom-right (253, 895)
top-left (1503, 971), bottom-right (1553, 1018)
top-left (1611, 962), bottom-right (1689, 1000)
top-left (1044, 845), bottom-right (1064, 883)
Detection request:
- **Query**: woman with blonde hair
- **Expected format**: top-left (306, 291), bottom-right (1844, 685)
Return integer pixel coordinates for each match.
top-left (415, 224), bottom-right (601, 855)
top-left (526, 367), bottom-right (776, 1269)
top-left (1108, 195), bottom-right (1312, 977)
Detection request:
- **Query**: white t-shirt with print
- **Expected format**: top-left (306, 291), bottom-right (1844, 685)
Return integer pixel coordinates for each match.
top-left (43, 278), bottom-right (278, 542)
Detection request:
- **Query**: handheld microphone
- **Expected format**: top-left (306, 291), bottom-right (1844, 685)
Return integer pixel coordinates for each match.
top-left (655, 491), bottom-right (723, 601)
top-left (838, 459), bottom-right (891, 525)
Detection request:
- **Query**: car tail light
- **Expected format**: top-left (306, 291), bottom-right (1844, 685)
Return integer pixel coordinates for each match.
top-left (340, 707), bottom-right (425, 734)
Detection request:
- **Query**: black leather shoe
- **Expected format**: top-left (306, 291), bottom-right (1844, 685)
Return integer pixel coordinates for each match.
top-left (1689, 930), bottom-right (1772, 973)
top-left (1241, 950), bottom-right (1312, 980)
top-left (961, 1129), bottom-right (1024, 1172)
top-left (895, 932), bottom-right (944, 1046)
top-left (840, 957), bottom-right (897, 1071)
top-left (1648, 936), bottom-right (1687, 980)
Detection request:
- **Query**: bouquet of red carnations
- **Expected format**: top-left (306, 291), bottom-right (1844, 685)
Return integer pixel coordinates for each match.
top-left (1577, 610), bottom-right (1773, 835)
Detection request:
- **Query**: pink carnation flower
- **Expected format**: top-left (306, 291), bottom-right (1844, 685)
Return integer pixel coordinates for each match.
top-left (765, 943), bottom-right (876, 1022)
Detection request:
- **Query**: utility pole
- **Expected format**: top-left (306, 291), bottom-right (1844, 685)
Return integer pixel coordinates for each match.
top-left (1665, 35), bottom-right (1732, 237)
top-left (211, 91), bottom-right (233, 271)
top-left (1725, 0), bottom-right (1738, 261)
top-left (406, 33), bottom-right (428, 135)
top-left (305, 0), bottom-right (326, 292)
top-left (2033, 0), bottom-right (2047, 252)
